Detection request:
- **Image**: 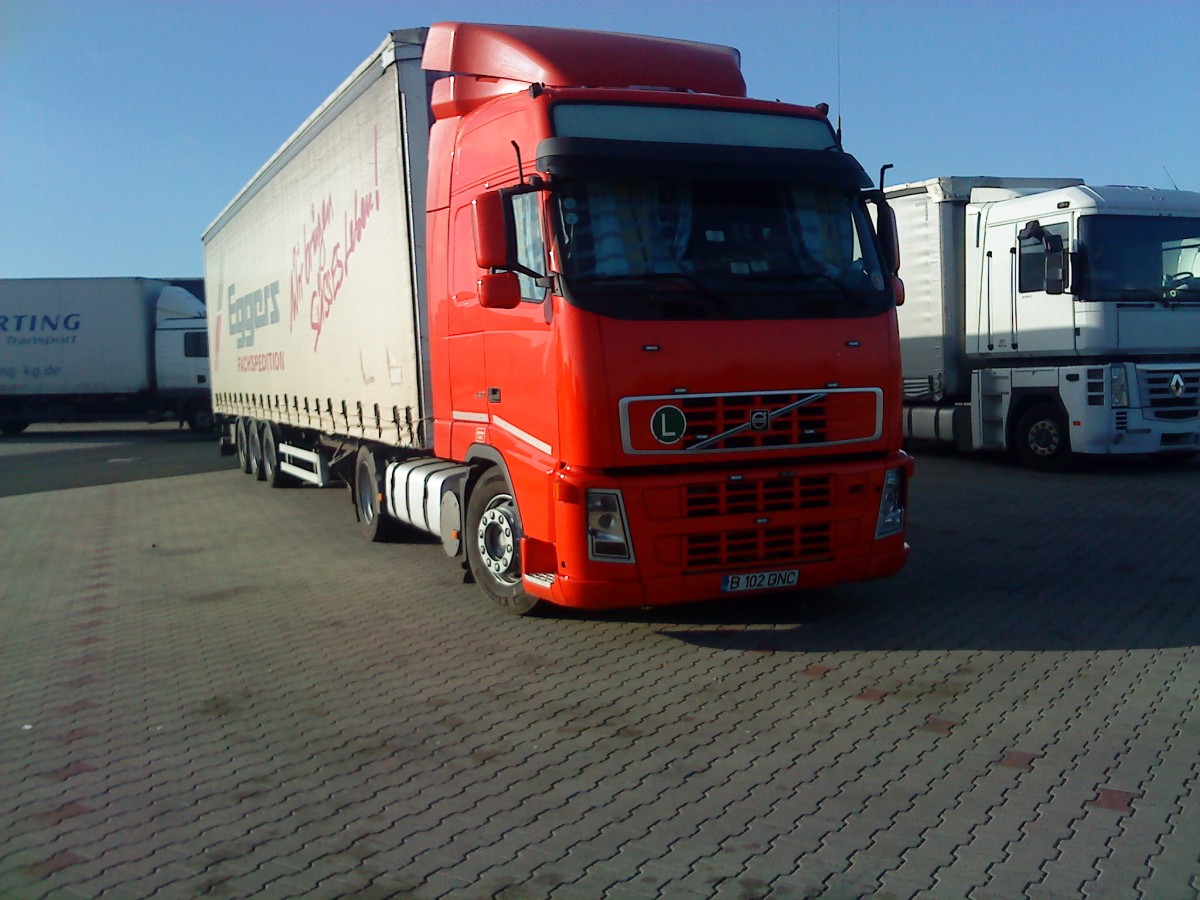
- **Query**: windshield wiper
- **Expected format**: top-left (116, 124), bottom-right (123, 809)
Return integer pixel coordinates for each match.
top-left (581, 271), bottom-right (731, 316)
top-left (737, 268), bottom-right (857, 301)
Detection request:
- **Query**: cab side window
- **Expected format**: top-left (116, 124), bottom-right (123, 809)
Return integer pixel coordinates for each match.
top-left (1018, 222), bottom-right (1069, 293)
top-left (512, 191), bottom-right (547, 302)
top-left (184, 331), bottom-right (208, 358)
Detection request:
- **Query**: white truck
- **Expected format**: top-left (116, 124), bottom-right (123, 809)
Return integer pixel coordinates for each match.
top-left (887, 177), bottom-right (1200, 469)
top-left (0, 277), bottom-right (212, 434)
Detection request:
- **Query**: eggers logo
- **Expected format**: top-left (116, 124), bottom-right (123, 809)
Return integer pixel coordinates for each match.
top-left (227, 282), bottom-right (281, 349)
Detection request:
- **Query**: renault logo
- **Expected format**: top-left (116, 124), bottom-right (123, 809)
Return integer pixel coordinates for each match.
top-left (1170, 373), bottom-right (1186, 398)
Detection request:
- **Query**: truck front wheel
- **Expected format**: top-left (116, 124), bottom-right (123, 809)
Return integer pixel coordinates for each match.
top-left (186, 404), bottom-right (215, 433)
top-left (1015, 402), bottom-right (1073, 472)
top-left (465, 468), bottom-right (542, 615)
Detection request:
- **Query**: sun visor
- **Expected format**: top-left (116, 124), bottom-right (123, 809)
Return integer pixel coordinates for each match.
top-left (536, 138), bottom-right (873, 188)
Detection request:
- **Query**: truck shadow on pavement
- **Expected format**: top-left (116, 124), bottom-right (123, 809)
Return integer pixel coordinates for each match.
top-left (605, 448), bottom-right (1200, 654)
top-left (643, 575), bottom-right (1200, 654)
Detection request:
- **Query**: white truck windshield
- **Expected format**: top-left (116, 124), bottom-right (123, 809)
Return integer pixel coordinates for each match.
top-left (1078, 215), bottom-right (1200, 303)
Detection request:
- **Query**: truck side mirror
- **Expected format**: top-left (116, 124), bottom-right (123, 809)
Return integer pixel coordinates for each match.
top-left (874, 202), bottom-right (901, 276)
top-left (1045, 250), bottom-right (1066, 295)
top-left (1042, 232), bottom-right (1066, 294)
top-left (472, 191), bottom-right (510, 270)
top-left (478, 272), bottom-right (521, 309)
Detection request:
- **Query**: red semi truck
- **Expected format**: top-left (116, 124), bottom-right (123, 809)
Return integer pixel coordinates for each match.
top-left (203, 22), bottom-right (912, 614)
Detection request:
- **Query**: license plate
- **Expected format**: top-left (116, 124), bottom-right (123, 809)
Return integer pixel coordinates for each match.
top-left (721, 568), bottom-right (799, 592)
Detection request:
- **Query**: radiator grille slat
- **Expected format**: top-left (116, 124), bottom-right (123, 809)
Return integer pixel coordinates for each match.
top-left (685, 523), bottom-right (832, 571)
top-left (684, 475), bottom-right (832, 517)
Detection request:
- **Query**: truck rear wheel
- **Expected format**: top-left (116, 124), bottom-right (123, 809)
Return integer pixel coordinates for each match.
top-left (354, 446), bottom-right (394, 541)
top-left (1015, 402), bottom-right (1073, 472)
top-left (465, 468), bottom-right (542, 615)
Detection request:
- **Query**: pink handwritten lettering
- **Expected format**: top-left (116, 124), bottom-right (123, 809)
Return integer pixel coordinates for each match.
top-left (288, 127), bottom-right (382, 351)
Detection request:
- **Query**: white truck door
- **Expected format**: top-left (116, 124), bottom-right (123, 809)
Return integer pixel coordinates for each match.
top-left (156, 324), bottom-right (208, 392)
top-left (1010, 216), bottom-right (1075, 354)
top-left (978, 217), bottom-right (1075, 356)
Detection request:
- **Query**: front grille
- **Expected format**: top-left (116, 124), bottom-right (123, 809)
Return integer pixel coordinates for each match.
top-left (1140, 368), bottom-right (1200, 420)
top-left (685, 523), bottom-right (832, 571)
top-left (684, 475), bottom-right (832, 517)
top-left (621, 388), bottom-right (881, 453)
top-left (680, 392), bottom-right (830, 449)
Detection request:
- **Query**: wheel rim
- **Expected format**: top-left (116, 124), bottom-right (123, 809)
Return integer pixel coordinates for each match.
top-left (1027, 419), bottom-right (1061, 457)
top-left (263, 432), bottom-right (276, 477)
top-left (477, 494), bottom-right (519, 585)
top-left (357, 463), bottom-right (375, 525)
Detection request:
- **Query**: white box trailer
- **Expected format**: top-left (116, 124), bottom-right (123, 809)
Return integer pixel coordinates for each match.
top-left (202, 30), bottom-right (432, 450)
top-left (0, 277), bottom-right (211, 434)
top-left (888, 176), bottom-right (1200, 468)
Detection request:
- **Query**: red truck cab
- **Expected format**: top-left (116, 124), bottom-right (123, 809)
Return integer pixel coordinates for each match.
top-left (422, 22), bottom-right (911, 612)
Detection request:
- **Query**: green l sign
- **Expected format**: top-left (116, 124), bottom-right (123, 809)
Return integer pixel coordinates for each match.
top-left (651, 405), bottom-right (687, 444)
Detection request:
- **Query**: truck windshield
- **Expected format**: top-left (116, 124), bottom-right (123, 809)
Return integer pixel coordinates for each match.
top-left (552, 176), bottom-right (891, 320)
top-left (1077, 215), bottom-right (1200, 303)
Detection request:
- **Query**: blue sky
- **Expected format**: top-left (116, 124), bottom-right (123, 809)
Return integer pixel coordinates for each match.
top-left (2, 0), bottom-right (1197, 279)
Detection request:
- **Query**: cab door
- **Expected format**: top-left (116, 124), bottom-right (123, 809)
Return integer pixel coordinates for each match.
top-left (479, 190), bottom-right (560, 466)
top-left (998, 216), bottom-right (1076, 355)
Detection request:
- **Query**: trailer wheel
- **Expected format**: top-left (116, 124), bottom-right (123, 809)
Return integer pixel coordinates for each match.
top-left (465, 468), bottom-right (542, 615)
top-left (247, 420), bottom-right (265, 480)
top-left (354, 447), bottom-right (393, 541)
top-left (235, 418), bottom-right (253, 474)
top-left (1015, 402), bottom-right (1073, 472)
top-left (260, 423), bottom-right (293, 488)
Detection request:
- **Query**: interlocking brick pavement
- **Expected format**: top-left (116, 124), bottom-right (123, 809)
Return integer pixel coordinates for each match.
top-left (0, 431), bottom-right (1197, 898)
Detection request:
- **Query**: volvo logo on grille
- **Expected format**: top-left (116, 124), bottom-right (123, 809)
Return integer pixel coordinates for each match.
top-left (1169, 373), bottom-right (1186, 398)
top-left (750, 409), bottom-right (770, 431)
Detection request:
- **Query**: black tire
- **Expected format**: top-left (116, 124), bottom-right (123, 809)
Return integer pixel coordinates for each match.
top-left (1014, 402), bottom-right (1073, 472)
top-left (465, 468), bottom-right (542, 615)
top-left (235, 418), bottom-right (253, 474)
top-left (186, 403), bottom-right (215, 433)
top-left (1, 420), bottom-right (30, 436)
top-left (247, 420), bottom-right (265, 480)
top-left (260, 423), bottom-right (293, 488)
top-left (354, 446), bottom-right (394, 541)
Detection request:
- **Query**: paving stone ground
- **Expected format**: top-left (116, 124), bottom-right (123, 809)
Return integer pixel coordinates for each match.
top-left (1, 427), bottom-right (1197, 899)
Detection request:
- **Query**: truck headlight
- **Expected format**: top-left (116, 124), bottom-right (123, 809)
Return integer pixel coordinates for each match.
top-left (1110, 367), bottom-right (1129, 408)
top-left (586, 489), bottom-right (634, 562)
top-left (874, 467), bottom-right (906, 539)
